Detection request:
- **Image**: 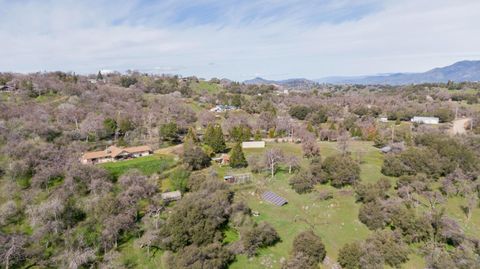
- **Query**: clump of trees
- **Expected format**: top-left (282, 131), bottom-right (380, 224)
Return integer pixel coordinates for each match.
top-left (241, 222), bottom-right (280, 257)
top-left (322, 155), bottom-right (360, 187)
top-left (182, 139), bottom-right (211, 170)
top-left (283, 230), bottom-right (326, 269)
top-left (338, 230), bottom-right (410, 269)
top-left (204, 124), bottom-right (227, 153)
top-left (289, 169), bottom-right (316, 194)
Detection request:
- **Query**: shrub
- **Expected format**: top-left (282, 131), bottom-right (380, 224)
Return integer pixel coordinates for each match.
top-left (291, 231), bottom-right (326, 265)
top-left (289, 169), bottom-right (316, 194)
top-left (338, 242), bottom-right (362, 269)
top-left (322, 155), bottom-right (360, 187)
top-left (241, 222), bottom-right (279, 257)
top-left (289, 105), bottom-right (312, 120)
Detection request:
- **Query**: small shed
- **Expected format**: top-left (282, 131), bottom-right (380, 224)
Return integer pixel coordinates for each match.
top-left (161, 191), bottom-right (182, 202)
top-left (262, 191), bottom-right (288, 206)
top-left (224, 173), bottom-right (251, 184)
top-left (242, 141), bottom-right (266, 149)
top-left (213, 154), bottom-right (230, 166)
top-left (224, 175), bottom-right (235, 184)
top-left (411, 116), bottom-right (439, 125)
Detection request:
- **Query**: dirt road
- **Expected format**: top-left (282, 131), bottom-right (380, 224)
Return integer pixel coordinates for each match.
top-left (451, 118), bottom-right (471, 135)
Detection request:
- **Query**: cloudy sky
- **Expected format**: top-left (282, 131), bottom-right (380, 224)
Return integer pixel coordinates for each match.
top-left (0, 0), bottom-right (479, 80)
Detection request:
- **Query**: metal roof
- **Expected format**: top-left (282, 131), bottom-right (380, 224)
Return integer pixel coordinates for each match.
top-left (262, 191), bottom-right (288, 206)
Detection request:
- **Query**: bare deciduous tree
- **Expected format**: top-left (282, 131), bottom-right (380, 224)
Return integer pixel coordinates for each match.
top-left (264, 148), bottom-right (284, 178)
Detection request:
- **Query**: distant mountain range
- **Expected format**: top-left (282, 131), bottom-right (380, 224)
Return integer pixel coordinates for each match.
top-left (244, 60), bottom-right (480, 86)
top-left (244, 77), bottom-right (319, 88)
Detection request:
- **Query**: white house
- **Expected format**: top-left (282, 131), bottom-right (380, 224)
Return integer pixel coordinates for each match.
top-left (242, 141), bottom-right (266, 149)
top-left (411, 116), bottom-right (439, 125)
top-left (379, 117), bottom-right (388, 123)
top-left (209, 105), bottom-right (237, 113)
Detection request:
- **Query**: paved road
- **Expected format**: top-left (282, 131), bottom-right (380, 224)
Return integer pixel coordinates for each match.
top-left (451, 118), bottom-right (471, 135)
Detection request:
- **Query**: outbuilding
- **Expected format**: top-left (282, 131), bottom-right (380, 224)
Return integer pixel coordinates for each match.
top-left (242, 141), bottom-right (266, 149)
top-left (161, 191), bottom-right (182, 202)
top-left (411, 116), bottom-right (439, 124)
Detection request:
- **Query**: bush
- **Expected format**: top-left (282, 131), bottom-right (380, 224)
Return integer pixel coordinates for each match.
top-left (159, 122), bottom-right (179, 144)
top-left (170, 168), bottom-right (190, 192)
top-left (166, 243), bottom-right (233, 269)
top-left (291, 231), bottom-right (326, 265)
top-left (338, 242), bottom-right (362, 269)
top-left (381, 147), bottom-right (447, 178)
top-left (289, 105), bottom-right (312, 120)
top-left (182, 142), bottom-right (211, 171)
top-left (241, 222), bottom-right (279, 257)
top-left (358, 201), bottom-right (386, 230)
top-left (322, 155), bottom-right (360, 187)
top-left (289, 169), bottom-right (316, 194)
top-left (120, 76), bottom-right (138, 88)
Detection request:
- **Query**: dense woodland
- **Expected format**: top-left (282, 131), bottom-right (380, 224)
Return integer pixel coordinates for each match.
top-left (1, 71), bottom-right (480, 268)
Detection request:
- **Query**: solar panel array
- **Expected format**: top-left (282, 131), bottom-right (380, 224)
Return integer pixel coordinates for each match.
top-left (262, 191), bottom-right (288, 206)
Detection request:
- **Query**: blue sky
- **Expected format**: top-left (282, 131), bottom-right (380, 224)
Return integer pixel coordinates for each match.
top-left (0, 0), bottom-right (479, 80)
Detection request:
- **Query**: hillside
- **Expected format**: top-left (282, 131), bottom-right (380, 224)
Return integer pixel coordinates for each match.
top-left (318, 60), bottom-right (480, 85)
top-left (0, 72), bottom-right (479, 269)
top-left (244, 77), bottom-right (319, 89)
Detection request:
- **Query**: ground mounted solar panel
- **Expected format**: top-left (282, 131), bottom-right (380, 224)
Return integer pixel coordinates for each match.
top-left (262, 191), bottom-right (288, 206)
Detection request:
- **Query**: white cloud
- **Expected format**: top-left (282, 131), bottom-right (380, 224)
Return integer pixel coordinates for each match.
top-left (0, 0), bottom-right (479, 80)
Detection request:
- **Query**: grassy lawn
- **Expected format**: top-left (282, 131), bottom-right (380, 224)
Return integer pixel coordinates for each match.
top-left (118, 141), bottom-right (431, 268)
top-left (100, 154), bottom-right (176, 179)
top-left (116, 239), bottom-right (165, 269)
top-left (190, 81), bottom-right (222, 94)
top-left (229, 141), bottom-right (424, 269)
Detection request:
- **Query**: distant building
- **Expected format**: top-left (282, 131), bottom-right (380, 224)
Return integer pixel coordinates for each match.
top-left (209, 105), bottom-right (237, 113)
top-left (411, 116), bottom-right (439, 125)
top-left (81, 145), bottom-right (152, 164)
top-left (161, 191), bottom-right (182, 202)
top-left (379, 117), bottom-right (388, 123)
top-left (242, 141), bottom-right (266, 149)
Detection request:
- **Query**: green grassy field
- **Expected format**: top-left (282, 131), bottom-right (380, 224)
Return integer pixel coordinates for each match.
top-left (190, 81), bottom-right (222, 94)
top-left (229, 141), bottom-right (425, 268)
top-left (100, 154), bottom-right (176, 179)
top-left (109, 140), bottom-right (477, 268)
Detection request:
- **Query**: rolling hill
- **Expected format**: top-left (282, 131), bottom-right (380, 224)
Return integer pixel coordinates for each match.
top-left (244, 60), bottom-right (480, 86)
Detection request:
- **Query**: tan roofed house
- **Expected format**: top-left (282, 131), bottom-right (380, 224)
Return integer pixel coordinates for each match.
top-left (81, 145), bottom-right (152, 164)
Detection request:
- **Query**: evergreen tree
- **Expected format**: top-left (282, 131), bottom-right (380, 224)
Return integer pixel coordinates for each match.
top-left (204, 124), bottom-right (226, 153)
top-left (254, 130), bottom-right (262, 141)
top-left (185, 127), bottom-right (199, 144)
top-left (97, 71), bottom-right (103, 80)
top-left (103, 118), bottom-right (117, 138)
top-left (230, 143), bottom-right (247, 168)
top-left (230, 125), bottom-right (252, 142)
top-left (159, 122), bottom-right (179, 144)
